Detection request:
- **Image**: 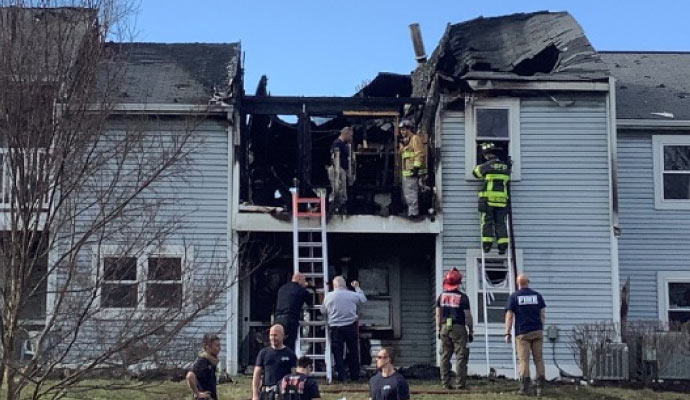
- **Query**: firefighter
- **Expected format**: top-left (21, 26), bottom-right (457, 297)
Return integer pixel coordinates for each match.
top-left (436, 267), bottom-right (473, 390)
top-left (398, 119), bottom-right (426, 217)
top-left (473, 142), bottom-right (511, 254)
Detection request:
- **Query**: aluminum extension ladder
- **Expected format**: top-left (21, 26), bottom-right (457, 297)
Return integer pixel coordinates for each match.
top-left (479, 212), bottom-right (518, 379)
top-left (291, 188), bottom-right (332, 382)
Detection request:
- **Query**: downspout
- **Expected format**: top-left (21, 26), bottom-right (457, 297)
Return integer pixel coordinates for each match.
top-left (607, 76), bottom-right (622, 333)
top-left (226, 107), bottom-right (240, 375)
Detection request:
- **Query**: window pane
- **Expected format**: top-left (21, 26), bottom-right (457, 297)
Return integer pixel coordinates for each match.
top-left (668, 311), bottom-right (690, 326)
top-left (476, 259), bottom-right (509, 290)
top-left (477, 109), bottom-right (509, 139)
top-left (102, 283), bottom-right (137, 307)
top-left (148, 257), bottom-right (182, 280)
top-left (146, 283), bottom-right (182, 308)
top-left (669, 282), bottom-right (690, 309)
top-left (663, 174), bottom-right (690, 200)
top-left (103, 257), bottom-right (137, 281)
top-left (663, 146), bottom-right (690, 171)
top-left (478, 292), bottom-right (510, 323)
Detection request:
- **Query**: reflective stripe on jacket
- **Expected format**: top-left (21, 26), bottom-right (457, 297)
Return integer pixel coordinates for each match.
top-left (400, 134), bottom-right (426, 176)
top-left (473, 160), bottom-right (510, 206)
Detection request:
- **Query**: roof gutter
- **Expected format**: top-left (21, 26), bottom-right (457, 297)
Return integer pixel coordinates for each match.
top-left (107, 103), bottom-right (233, 115)
top-left (617, 119), bottom-right (690, 130)
top-left (466, 79), bottom-right (609, 92)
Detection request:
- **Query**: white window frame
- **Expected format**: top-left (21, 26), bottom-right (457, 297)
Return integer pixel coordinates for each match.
top-left (0, 148), bottom-right (51, 210)
top-left (465, 248), bottom-right (523, 335)
top-left (652, 135), bottom-right (690, 210)
top-left (93, 245), bottom-right (191, 317)
top-left (464, 98), bottom-right (521, 181)
top-left (657, 271), bottom-right (690, 328)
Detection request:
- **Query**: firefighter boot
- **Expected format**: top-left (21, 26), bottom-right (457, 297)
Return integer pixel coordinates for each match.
top-left (535, 376), bottom-right (545, 397)
top-left (518, 377), bottom-right (530, 396)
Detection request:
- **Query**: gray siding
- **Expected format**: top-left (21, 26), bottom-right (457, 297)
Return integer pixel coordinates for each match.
top-left (617, 131), bottom-right (690, 320)
top-left (384, 262), bottom-right (434, 366)
top-left (56, 117), bottom-right (229, 365)
top-left (441, 94), bottom-right (614, 367)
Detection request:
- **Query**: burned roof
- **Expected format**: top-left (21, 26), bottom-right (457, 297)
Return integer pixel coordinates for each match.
top-left (415, 11), bottom-right (608, 95)
top-left (355, 73), bottom-right (412, 98)
top-left (106, 42), bottom-right (241, 104)
top-left (600, 52), bottom-right (690, 120)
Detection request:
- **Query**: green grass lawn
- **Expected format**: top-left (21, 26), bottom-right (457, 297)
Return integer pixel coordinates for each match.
top-left (43, 375), bottom-right (690, 400)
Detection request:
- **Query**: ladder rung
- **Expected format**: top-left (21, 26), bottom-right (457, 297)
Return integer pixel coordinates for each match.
top-left (299, 257), bottom-right (323, 262)
top-left (310, 371), bottom-right (328, 377)
top-left (300, 337), bottom-right (327, 343)
top-left (304, 354), bottom-right (326, 360)
top-left (299, 242), bottom-right (323, 247)
top-left (302, 273), bottom-right (325, 278)
top-left (298, 227), bottom-right (323, 232)
top-left (296, 198), bottom-right (321, 204)
top-left (296, 212), bottom-right (323, 217)
top-left (300, 320), bottom-right (327, 327)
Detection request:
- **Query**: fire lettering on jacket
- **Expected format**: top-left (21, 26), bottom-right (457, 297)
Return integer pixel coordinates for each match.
top-left (440, 293), bottom-right (462, 308)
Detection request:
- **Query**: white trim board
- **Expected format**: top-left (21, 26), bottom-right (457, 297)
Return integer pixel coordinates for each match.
top-left (652, 135), bottom-right (690, 210)
top-left (464, 97), bottom-right (522, 181)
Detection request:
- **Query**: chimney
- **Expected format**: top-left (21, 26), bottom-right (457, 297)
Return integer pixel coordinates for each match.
top-left (409, 23), bottom-right (427, 64)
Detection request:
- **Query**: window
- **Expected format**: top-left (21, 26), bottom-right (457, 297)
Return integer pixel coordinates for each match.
top-left (658, 271), bottom-right (690, 329)
top-left (96, 246), bottom-right (187, 311)
top-left (465, 98), bottom-right (521, 181)
top-left (653, 135), bottom-right (690, 210)
top-left (465, 249), bottom-right (523, 334)
top-left (0, 149), bottom-right (50, 209)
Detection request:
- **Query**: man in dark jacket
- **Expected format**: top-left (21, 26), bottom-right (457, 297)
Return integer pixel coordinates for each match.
top-left (278, 356), bottom-right (321, 400)
top-left (186, 333), bottom-right (221, 399)
top-left (473, 142), bottom-right (511, 254)
top-left (275, 273), bottom-right (312, 351)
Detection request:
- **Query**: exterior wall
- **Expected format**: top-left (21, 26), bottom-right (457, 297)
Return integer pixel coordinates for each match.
top-left (617, 130), bottom-right (690, 320)
top-left (440, 94), bottom-right (614, 375)
top-left (55, 116), bottom-right (229, 366)
top-left (381, 259), bottom-right (434, 366)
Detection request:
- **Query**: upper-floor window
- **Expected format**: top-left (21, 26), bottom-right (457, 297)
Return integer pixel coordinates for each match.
top-left (0, 149), bottom-right (50, 210)
top-left (652, 135), bottom-right (690, 210)
top-left (96, 245), bottom-right (187, 312)
top-left (465, 98), bottom-right (521, 181)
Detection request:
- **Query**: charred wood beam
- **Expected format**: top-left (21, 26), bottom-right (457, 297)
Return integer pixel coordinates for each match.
top-left (241, 96), bottom-right (424, 115)
top-left (297, 113), bottom-right (312, 195)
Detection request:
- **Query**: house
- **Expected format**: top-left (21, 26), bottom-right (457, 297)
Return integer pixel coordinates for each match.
top-left (2, 6), bottom-right (241, 371)
top-left (411, 11), bottom-right (619, 377)
top-left (224, 11), bottom-right (623, 379)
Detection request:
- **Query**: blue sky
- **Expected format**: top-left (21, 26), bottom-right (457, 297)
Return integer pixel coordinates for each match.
top-left (137, 1), bottom-right (689, 96)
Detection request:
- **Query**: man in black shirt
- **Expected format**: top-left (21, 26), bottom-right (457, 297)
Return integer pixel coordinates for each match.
top-left (327, 126), bottom-right (353, 214)
top-left (436, 267), bottom-right (473, 389)
top-left (278, 356), bottom-right (321, 400)
top-left (505, 274), bottom-right (547, 396)
top-left (275, 273), bottom-right (312, 351)
top-left (253, 324), bottom-right (297, 400)
top-left (186, 333), bottom-right (221, 399)
top-left (369, 347), bottom-right (409, 400)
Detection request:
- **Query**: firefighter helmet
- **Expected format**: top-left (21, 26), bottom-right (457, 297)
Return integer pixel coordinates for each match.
top-left (480, 142), bottom-right (502, 155)
top-left (442, 267), bottom-right (463, 291)
top-left (398, 119), bottom-right (415, 129)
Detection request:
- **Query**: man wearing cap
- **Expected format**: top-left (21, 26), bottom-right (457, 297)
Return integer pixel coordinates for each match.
top-left (435, 267), bottom-right (473, 389)
top-left (504, 274), bottom-right (546, 396)
top-left (398, 119), bottom-right (426, 218)
top-left (472, 142), bottom-right (511, 254)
